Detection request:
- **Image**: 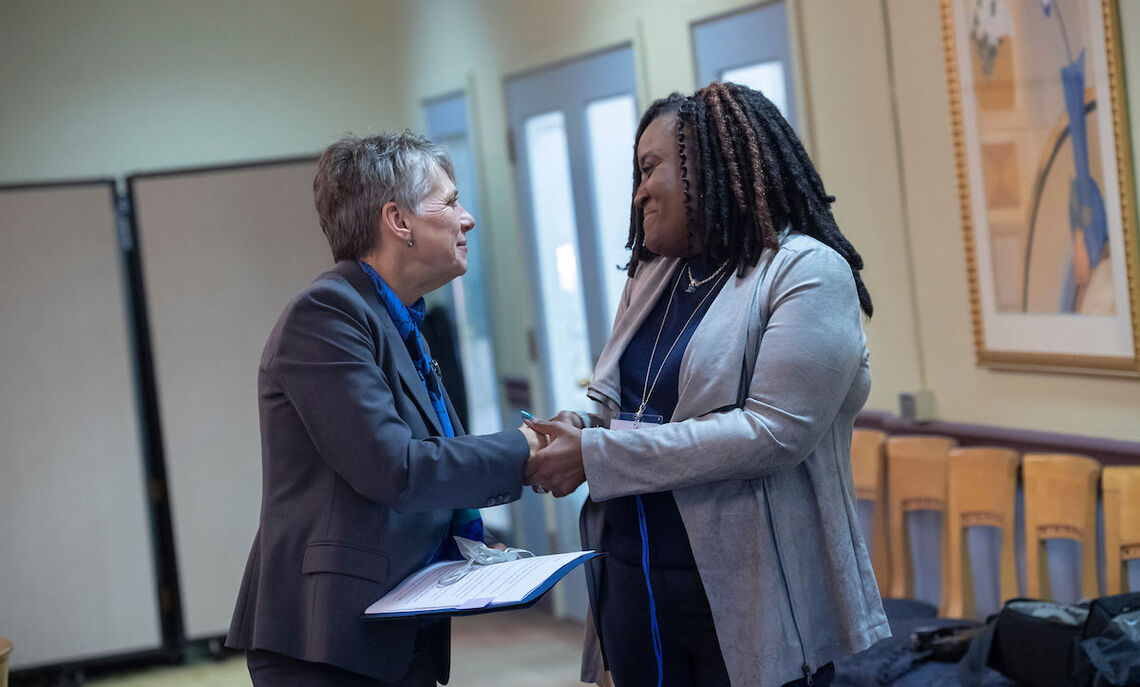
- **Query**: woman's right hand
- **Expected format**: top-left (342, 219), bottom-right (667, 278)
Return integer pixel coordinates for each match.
top-left (549, 410), bottom-right (585, 429)
top-left (518, 424), bottom-right (545, 458)
top-left (522, 419), bottom-right (585, 498)
top-left (521, 412), bottom-right (578, 495)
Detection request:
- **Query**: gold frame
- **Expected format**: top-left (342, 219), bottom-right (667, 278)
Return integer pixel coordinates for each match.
top-left (940, 0), bottom-right (1140, 376)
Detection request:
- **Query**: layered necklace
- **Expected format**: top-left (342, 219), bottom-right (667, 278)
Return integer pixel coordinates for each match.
top-left (635, 258), bottom-right (730, 421)
top-left (683, 260), bottom-right (728, 293)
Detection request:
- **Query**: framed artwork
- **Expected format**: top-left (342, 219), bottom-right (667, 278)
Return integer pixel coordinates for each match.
top-left (941, 0), bottom-right (1140, 375)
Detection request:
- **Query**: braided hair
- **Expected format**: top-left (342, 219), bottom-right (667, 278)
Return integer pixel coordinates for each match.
top-left (626, 82), bottom-right (873, 317)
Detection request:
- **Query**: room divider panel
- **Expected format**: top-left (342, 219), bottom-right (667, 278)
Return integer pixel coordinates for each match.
top-left (0, 181), bottom-right (163, 670)
top-left (129, 158), bottom-right (328, 640)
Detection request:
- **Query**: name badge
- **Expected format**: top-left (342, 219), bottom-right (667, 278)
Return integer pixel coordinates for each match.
top-left (610, 412), bottom-right (663, 431)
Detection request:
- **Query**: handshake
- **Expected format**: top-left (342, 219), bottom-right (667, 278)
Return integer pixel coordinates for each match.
top-left (517, 411), bottom-right (589, 498)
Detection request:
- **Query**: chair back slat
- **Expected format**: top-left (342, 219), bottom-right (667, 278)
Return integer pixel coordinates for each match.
top-left (1022, 453), bottom-right (1100, 601)
top-left (943, 447), bottom-right (1020, 618)
top-left (852, 429), bottom-right (890, 595)
top-left (886, 435), bottom-right (956, 600)
top-left (1103, 466), bottom-right (1140, 594)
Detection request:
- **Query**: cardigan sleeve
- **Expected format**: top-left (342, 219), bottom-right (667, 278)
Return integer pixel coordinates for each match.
top-left (580, 242), bottom-right (866, 500)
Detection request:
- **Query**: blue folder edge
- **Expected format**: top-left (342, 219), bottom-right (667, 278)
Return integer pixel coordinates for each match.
top-left (360, 551), bottom-right (605, 621)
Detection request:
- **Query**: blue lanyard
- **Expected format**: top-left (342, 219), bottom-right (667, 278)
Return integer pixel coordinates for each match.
top-left (636, 495), bottom-right (664, 687)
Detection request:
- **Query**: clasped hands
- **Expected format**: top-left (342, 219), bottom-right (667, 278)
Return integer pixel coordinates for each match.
top-left (517, 411), bottom-right (585, 498)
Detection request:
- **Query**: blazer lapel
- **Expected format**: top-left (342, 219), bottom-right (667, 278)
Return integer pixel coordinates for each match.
top-left (419, 333), bottom-right (465, 436)
top-left (442, 387), bottom-right (465, 437)
top-left (587, 256), bottom-right (681, 409)
top-left (333, 261), bottom-right (444, 436)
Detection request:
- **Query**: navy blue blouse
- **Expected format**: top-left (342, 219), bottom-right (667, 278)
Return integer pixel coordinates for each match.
top-left (602, 255), bottom-right (730, 568)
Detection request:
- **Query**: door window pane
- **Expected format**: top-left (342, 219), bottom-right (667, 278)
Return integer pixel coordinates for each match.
top-left (424, 94), bottom-right (503, 437)
top-left (441, 137), bottom-right (502, 435)
top-left (585, 94), bottom-right (637, 327)
top-left (721, 60), bottom-right (789, 118)
top-left (523, 111), bottom-right (593, 412)
top-left (693, 1), bottom-right (797, 128)
top-left (424, 94), bottom-right (507, 532)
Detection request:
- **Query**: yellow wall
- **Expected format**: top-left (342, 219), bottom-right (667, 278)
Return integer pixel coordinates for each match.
top-left (1, 0), bottom-right (1137, 441)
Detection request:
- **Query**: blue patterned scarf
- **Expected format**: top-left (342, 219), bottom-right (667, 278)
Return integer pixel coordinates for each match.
top-left (358, 261), bottom-right (483, 557)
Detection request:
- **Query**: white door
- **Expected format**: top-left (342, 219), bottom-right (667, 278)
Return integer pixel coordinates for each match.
top-left (504, 45), bottom-right (639, 620)
top-left (693, 2), bottom-right (798, 126)
top-left (423, 92), bottom-right (510, 535)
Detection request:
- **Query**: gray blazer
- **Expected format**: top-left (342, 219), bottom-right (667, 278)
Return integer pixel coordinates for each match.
top-left (578, 233), bottom-right (890, 686)
top-left (226, 260), bottom-right (529, 682)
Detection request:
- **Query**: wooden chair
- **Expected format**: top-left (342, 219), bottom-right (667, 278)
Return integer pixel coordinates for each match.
top-left (1102, 466), bottom-right (1140, 595)
top-left (851, 429), bottom-right (891, 596)
top-left (1022, 453), bottom-right (1100, 601)
top-left (0, 637), bottom-right (11, 687)
top-left (942, 447), bottom-right (1020, 618)
top-left (885, 435), bottom-right (957, 600)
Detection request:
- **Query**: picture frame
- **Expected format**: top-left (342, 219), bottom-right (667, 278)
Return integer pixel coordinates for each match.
top-left (940, 0), bottom-right (1140, 376)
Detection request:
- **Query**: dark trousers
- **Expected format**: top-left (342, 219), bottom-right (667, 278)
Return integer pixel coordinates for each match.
top-left (246, 648), bottom-right (436, 687)
top-left (599, 558), bottom-right (835, 687)
top-left (599, 558), bottom-right (731, 687)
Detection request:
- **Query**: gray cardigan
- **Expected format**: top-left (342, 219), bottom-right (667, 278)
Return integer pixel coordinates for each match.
top-left (578, 233), bottom-right (890, 686)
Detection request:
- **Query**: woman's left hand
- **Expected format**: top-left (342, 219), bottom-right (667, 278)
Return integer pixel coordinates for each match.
top-left (523, 419), bottom-right (585, 497)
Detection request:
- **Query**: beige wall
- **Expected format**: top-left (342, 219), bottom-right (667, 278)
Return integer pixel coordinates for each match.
top-left (395, 0), bottom-right (817, 415)
top-left (390, 0), bottom-right (930, 419)
top-left (392, 0), bottom-right (1139, 441)
top-left (1, 0), bottom-right (1137, 441)
top-left (0, 0), bottom-right (412, 181)
top-left (885, 0), bottom-right (1140, 441)
top-left (793, 0), bottom-right (926, 415)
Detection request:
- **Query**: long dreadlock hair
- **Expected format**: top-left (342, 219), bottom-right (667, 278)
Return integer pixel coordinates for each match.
top-left (626, 82), bottom-right (873, 317)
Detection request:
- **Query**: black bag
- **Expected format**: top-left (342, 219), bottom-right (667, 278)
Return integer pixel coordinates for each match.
top-left (1079, 610), bottom-right (1140, 686)
top-left (1083, 592), bottom-right (1140, 637)
top-left (988, 599), bottom-right (1089, 687)
top-left (970, 592), bottom-right (1140, 687)
top-left (1073, 592), bottom-right (1140, 687)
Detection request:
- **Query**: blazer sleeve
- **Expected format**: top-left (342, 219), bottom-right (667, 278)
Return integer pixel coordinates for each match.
top-left (580, 244), bottom-right (866, 500)
top-left (268, 281), bottom-right (529, 511)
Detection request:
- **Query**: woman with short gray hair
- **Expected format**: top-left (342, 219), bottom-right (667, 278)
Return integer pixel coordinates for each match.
top-left (314, 132), bottom-right (455, 262)
top-left (227, 131), bottom-right (541, 687)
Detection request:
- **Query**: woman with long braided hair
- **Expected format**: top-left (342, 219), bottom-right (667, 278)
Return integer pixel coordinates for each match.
top-left (525, 83), bottom-right (889, 687)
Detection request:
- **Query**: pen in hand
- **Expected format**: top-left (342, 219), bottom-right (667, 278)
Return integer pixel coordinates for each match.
top-left (520, 410), bottom-right (542, 438)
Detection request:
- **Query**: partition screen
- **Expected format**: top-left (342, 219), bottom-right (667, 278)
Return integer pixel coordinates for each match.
top-left (0, 182), bottom-right (161, 669)
top-left (130, 158), bottom-right (329, 639)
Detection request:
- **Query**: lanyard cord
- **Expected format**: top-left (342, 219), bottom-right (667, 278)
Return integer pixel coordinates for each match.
top-left (631, 260), bottom-right (728, 687)
top-left (637, 262), bottom-right (729, 421)
top-left (636, 495), bottom-right (665, 687)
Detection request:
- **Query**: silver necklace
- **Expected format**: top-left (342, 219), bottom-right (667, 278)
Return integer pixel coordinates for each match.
top-left (684, 260), bottom-right (728, 293)
top-left (637, 264), bottom-right (730, 421)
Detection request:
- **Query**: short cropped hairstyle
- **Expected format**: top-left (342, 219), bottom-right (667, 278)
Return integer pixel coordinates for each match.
top-left (313, 131), bottom-right (455, 261)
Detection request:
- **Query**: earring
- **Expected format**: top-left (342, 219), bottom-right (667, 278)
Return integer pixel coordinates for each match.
top-left (407, 235), bottom-right (414, 247)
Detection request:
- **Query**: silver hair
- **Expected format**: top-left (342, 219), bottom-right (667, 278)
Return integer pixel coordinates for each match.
top-left (313, 131), bottom-right (455, 261)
